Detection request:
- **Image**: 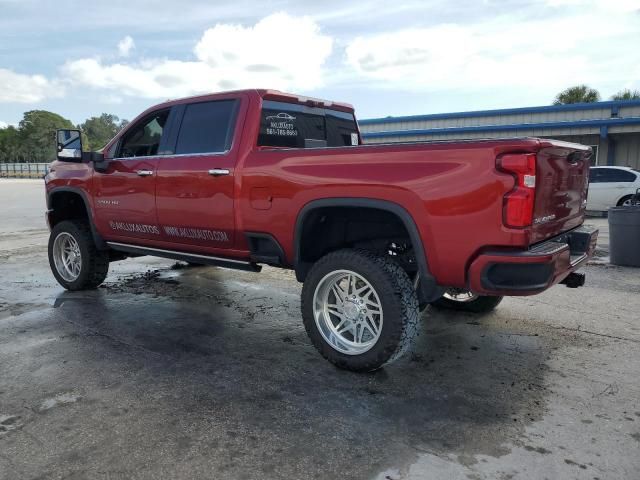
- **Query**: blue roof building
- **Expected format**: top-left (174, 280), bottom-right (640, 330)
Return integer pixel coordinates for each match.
top-left (360, 100), bottom-right (640, 169)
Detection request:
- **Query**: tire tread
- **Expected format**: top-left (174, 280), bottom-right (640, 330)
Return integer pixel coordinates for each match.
top-left (301, 249), bottom-right (419, 372)
top-left (48, 220), bottom-right (109, 290)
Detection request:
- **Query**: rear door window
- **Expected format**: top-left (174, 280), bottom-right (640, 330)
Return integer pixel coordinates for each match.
top-left (610, 169), bottom-right (637, 182)
top-left (258, 100), bottom-right (359, 149)
top-left (175, 100), bottom-right (238, 155)
top-left (600, 168), bottom-right (637, 183)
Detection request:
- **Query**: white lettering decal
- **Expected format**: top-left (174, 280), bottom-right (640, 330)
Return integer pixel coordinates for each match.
top-left (265, 113), bottom-right (298, 137)
top-left (266, 122), bottom-right (298, 137)
top-left (109, 220), bottom-right (160, 235)
top-left (163, 226), bottom-right (230, 243)
top-left (108, 220), bottom-right (230, 243)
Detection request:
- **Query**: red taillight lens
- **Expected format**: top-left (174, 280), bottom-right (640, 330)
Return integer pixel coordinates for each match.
top-left (498, 153), bottom-right (536, 228)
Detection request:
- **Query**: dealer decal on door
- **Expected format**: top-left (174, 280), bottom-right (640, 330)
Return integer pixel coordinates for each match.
top-left (109, 221), bottom-right (160, 235)
top-left (108, 221), bottom-right (230, 243)
top-left (163, 226), bottom-right (230, 243)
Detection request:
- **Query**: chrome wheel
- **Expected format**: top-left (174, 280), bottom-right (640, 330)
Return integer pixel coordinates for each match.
top-left (52, 232), bottom-right (82, 282)
top-left (313, 270), bottom-right (383, 355)
top-left (622, 198), bottom-right (633, 206)
top-left (443, 289), bottom-right (478, 302)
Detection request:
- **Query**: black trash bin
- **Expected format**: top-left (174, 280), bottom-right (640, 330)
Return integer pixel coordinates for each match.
top-left (608, 206), bottom-right (640, 267)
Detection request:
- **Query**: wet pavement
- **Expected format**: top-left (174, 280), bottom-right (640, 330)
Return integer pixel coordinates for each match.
top-left (1, 179), bottom-right (639, 479)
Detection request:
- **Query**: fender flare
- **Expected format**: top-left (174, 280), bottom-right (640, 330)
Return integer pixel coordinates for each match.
top-left (47, 186), bottom-right (107, 250)
top-left (293, 197), bottom-right (443, 304)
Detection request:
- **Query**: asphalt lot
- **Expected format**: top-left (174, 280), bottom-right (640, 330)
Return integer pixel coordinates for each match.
top-left (0, 179), bottom-right (639, 480)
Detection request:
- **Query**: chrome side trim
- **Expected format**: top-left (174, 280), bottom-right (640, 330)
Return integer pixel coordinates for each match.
top-left (106, 242), bottom-right (250, 265)
top-left (111, 150), bottom-right (229, 162)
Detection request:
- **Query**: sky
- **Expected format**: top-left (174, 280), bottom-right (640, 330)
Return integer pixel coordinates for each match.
top-left (0, 0), bottom-right (639, 127)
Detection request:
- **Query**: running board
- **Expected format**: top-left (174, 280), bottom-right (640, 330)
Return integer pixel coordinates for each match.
top-left (106, 242), bottom-right (262, 272)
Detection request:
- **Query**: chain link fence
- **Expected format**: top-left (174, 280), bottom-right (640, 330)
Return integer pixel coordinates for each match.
top-left (0, 163), bottom-right (50, 179)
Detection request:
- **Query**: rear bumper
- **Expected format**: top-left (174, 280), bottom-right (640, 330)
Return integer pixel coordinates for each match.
top-left (468, 225), bottom-right (598, 296)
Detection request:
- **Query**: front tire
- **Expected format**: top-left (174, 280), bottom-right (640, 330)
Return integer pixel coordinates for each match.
top-left (301, 249), bottom-right (419, 372)
top-left (48, 220), bottom-right (109, 290)
top-left (431, 289), bottom-right (503, 313)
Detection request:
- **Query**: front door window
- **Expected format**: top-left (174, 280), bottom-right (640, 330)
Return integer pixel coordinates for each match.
top-left (119, 111), bottom-right (169, 158)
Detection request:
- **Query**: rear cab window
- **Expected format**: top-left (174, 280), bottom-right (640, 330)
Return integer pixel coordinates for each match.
top-left (258, 100), bottom-right (359, 149)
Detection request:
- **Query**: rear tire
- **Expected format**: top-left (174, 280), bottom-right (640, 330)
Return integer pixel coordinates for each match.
top-left (48, 220), bottom-right (109, 290)
top-left (301, 249), bottom-right (419, 372)
top-left (431, 290), bottom-right (503, 314)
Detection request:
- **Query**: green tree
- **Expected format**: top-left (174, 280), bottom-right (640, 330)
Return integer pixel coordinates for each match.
top-left (80, 113), bottom-right (128, 151)
top-left (0, 110), bottom-right (128, 163)
top-left (18, 110), bottom-right (75, 162)
top-left (0, 126), bottom-right (22, 163)
top-left (553, 85), bottom-right (601, 105)
top-left (611, 89), bottom-right (640, 101)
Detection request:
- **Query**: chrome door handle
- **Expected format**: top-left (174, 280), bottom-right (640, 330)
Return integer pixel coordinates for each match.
top-left (136, 170), bottom-right (153, 177)
top-left (208, 168), bottom-right (230, 176)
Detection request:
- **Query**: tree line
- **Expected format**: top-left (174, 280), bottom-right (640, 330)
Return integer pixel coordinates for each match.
top-left (0, 111), bottom-right (128, 163)
top-left (553, 86), bottom-right (640, 105)
top-left (1, 86), bottom-right (638, 163)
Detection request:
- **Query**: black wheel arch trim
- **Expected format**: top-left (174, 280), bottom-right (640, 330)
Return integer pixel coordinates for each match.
top-left (293, 197), bottom-right (443, 304)
top-left (47, 186), bottom-right (108, 250)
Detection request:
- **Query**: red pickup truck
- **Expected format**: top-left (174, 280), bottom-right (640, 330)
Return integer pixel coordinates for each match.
top-left (46, 89), bottom-right (598, 371)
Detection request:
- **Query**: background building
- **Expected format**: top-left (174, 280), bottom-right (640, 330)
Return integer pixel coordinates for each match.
top-left (360, 100), bottom-right (640, 169)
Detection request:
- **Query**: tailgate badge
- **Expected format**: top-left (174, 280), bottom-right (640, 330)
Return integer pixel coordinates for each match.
top-left (533, 214), bottom-right (556, 225)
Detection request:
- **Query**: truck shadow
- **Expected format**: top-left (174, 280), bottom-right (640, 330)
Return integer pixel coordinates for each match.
top-left (45, 266), bottom-right (554, 479)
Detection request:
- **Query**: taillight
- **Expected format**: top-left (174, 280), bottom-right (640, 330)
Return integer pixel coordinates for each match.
top-left (497, 153), bottom-right (536, 228)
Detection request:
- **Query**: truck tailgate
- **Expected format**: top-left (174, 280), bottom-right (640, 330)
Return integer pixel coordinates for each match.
top-left (531, 140), bottom-right (592, 244)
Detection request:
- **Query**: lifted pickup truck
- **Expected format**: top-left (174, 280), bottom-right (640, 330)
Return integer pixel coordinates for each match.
top-left (46, 89), bottom-right (598, 371)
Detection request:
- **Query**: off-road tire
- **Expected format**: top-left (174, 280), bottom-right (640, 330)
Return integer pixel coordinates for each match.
top-left (431, 294), bottom-right (503, 313)
top-left (48, 220), bottom-right (109, 290)
top-left (301, 249), bottom-right (419, 372)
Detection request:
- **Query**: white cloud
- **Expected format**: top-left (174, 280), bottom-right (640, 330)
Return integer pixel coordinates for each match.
top-left (2, 3), bottom-right (637, 111)
top-left (62, 13), bottom-right (333, 99)
top-left (345, 5), bottom-right (640, 93)
top-left (63, 58), bottom-right (214, 98)
top-left (0, 120), bottom-right (8, 128)
top-left (193, 12), bottom-right (332, 89)
top-left (545, 0), bottom-right (640, 12)
top-left (99, 94), bottom-right (124, 104)
top-left (0, 68), bottom-right (62, 103)
top-left (117, 35), bottom-right (135, 57)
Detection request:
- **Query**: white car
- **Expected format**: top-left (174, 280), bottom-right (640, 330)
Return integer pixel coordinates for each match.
top-left (587, 166), bottom-right (640, 211)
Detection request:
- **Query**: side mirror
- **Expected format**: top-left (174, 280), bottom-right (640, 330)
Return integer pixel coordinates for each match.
top-left (91, 154), bottom-right (110, 173)
top-left (78, 151), bottom-right (108, 172)
top-left (56, 129), bottom-right (82, 161)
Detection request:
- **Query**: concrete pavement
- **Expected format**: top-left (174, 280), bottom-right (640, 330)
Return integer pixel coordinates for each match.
top-left (0, 179), bottom-right (638, 480)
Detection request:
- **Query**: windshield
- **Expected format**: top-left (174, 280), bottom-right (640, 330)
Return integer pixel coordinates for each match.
top-left (258, 100), bottom-right (359, 148)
